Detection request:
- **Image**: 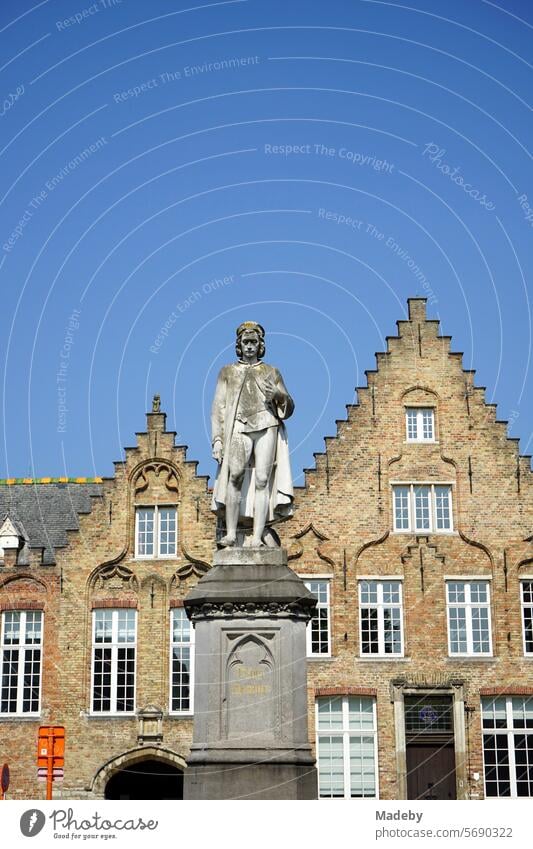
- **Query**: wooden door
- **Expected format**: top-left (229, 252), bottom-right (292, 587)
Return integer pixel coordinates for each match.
top-left (406, 743), bottom-right (456, 800)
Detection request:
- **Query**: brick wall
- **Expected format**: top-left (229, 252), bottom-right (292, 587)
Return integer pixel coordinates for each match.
top-left (1, 298), bottom-right (532, 800)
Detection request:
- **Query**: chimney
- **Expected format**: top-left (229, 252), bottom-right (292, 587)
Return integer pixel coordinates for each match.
top-left (407, 298), bottom-right (427, 322)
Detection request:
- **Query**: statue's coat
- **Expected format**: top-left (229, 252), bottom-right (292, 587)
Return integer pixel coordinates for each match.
top-left (211, 361), bottom-right (294, 524)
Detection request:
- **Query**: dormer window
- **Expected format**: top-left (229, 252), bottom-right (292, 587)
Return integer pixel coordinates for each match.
top-left (405, 408), bottom-right (435, 442)
top-left (135, 506), bottom-right (177, 558)
top-left (0, 516), bottom-right (22, 562)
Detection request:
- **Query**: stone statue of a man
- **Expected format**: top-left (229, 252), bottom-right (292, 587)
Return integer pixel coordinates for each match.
top-left (211, 321), bottom-right (294, 547)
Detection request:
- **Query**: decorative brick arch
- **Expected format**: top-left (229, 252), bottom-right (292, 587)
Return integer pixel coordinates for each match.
top-left (90, 746), bottom-right (187, 798)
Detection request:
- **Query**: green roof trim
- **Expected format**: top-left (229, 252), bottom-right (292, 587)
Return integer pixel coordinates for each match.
top-left (0, 477), bottom-right (103, 485)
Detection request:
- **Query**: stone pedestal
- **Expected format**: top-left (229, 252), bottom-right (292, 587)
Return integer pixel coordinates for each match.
top-left (183, 547), bottom-right (318, 800)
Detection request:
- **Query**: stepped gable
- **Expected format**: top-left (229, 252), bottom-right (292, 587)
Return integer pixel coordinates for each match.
top-left (300, 297), bottom-right (533, 493)
top-left (0, 482), bottom-right (103, 565)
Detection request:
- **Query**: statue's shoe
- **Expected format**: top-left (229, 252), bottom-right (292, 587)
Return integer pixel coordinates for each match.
top-left (243, 537), bottom-right (265, 548)
top-left (218, 535), bottom-right (236, 547)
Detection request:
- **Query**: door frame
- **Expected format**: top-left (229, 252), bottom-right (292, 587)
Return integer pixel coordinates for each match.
top-left (391, 681), bottom-right (468, 800)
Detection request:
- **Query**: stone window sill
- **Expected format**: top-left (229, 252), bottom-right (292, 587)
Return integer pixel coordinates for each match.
top-left (445, 656), bottom-right (498, 663)
top-left (85, 713), bottom-right (137, 719)
top-left (357, 656), bottom-right (412, 662)
top-left (0, 714), bottom-right (41, 721)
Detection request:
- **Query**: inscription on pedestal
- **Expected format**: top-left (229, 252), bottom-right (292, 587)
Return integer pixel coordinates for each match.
top-left (224, 631), bottom-right (279, 740)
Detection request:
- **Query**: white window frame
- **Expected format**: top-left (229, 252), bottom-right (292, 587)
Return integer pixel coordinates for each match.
top-left (358, 580), bottom-right (404, 657)
top-left (446, 580), bottom-right (492, 657)
top-left (391, 483), bottom-right (454, 533)
top-left (521, 580), bottom-right (533, 656)
top-left (169, 608), bottom-right (195, 715)
top-left (315, 695), bottom-right (379, 799)
top-left (405, 407), bottom-right (435, 442)
top-left (481, 696), bottom-right (533, 798)
top-left (303, 578), bottom-right (332, 658)
top-left (90, 609), bottom-right (137, 715)
top-left (135, 505), bottom-right (178, 559)
top-left (0, 610), bottom-right (43, 716)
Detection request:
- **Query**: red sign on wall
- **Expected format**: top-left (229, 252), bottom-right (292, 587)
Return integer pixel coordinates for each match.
top-left (1, 763), bottom-right (9, 796)
top-left (38, 727), bottom-right (65, 800)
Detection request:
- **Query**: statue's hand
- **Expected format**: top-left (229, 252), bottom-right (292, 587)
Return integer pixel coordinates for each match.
top-left (263, 377), bottom-right (279, 404)
top-left (212, 439), bottom-right (223, 463)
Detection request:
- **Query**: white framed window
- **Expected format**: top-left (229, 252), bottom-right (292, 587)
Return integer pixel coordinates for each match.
top-left (135, 506), bottom-right (177, 558)
top-left (316, 695), bottom-right (378, 798)
top-left (91, 609), bottom-right (136, 714)
top-left (170, 608), bottom-right (194, 714)
top-left (446, 581), bottom-right (492, 656)
top-left (482, 696), bottom-right (533, 797)
top-left (359, 580), bottom-right (403, 656)
top-left (392, 484), bottom-right (453, 533)
top-left (304, 579), bottom-right (331, 657)
top-left (405, 407), bottom-right (435, 442)
top-left (1, 610), bottom-right (43, 715)
top-left (521, 581), bottom-right (533, 656)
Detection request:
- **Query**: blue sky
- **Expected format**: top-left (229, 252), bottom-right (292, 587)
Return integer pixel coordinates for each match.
top-left (0, 0), bottom-right (532, 485)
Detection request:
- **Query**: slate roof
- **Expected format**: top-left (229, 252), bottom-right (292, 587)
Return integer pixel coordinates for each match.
top-left (0, 483), bottom-right (104, 565)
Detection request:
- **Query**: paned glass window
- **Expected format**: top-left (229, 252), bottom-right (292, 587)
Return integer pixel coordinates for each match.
top-left (482, 697), bottom-right (533, 797)
top-left (392, 484), bottom-right (452, 533)
top-left (170, 608), bottom-right (194, 713)
top-left (1, 611), bottom-right (42, 715)
top-left (521, 581), bottom-right (533, 655)
top-left (135, 506), bottom-right (177, 558)
top-left (304, 580), bottom-right (331, 656)
top-left (447, 581), bottom-right (492, 655)
top-left (359, 580), bottom-right (403, 656)
top-left (405, 408), bottom-right (435, 442)
top-left (92, 609), bottom-right (136, 713)
top-left (316, 696), bottom-right (378, 798)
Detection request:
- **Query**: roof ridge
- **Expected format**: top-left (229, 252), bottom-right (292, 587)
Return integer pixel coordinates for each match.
top-left (0, 477), bottom-right (103, 485)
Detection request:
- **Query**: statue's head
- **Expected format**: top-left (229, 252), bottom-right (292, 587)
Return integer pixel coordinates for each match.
top-left (236, 321), bottom-right (265, 360)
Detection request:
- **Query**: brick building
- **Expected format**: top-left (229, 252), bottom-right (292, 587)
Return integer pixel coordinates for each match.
top-left (1, 298), bottom-right (532, 800)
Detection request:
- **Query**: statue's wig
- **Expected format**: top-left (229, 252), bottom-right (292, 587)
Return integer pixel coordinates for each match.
top-left (235, 321), bottom-right (265, 360)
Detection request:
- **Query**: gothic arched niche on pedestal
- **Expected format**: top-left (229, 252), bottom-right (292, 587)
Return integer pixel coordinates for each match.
top-left (224, 634), bottom-right (277, 740)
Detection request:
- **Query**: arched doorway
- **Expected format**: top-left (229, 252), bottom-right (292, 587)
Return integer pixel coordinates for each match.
top-left (105, 759), bottom-right (183, 800)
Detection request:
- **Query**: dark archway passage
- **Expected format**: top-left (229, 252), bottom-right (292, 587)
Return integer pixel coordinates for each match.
top-left (105, 759), bottom-right (184, 800)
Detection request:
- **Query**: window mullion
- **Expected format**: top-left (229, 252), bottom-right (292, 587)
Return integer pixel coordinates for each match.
top-left (343, 697), bottom-right (350, 799)
top-left (465, 601), bottom-right (473, 655)
top-left (16, 611), bottom-right (25, 714)
top-left (463, 584), bottom-right (471, 655)
top-left (399, 585), bottom-right (404, 654)
top-left (376, 583), bottom-right (383, 655)
top-left (377, 604), bottom-right (384, 655)
top-left (90, 612), bottom-right (96, 713)
top-left (325, 583), bottom-right (331, 655)
top-left (111, 612), bottom-right (118, 713)
top-left (506, 699), bottom-right (518, 797)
